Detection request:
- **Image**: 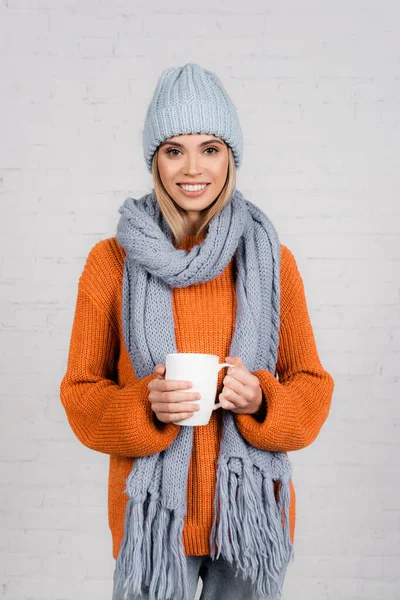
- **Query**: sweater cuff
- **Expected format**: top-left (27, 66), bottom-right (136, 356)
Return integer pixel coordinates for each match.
top-left (104, 373), bottom-right (181, 456)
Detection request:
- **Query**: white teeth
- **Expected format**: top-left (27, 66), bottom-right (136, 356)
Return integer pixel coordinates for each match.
top-left (179, 184), bottom-right (207, 192)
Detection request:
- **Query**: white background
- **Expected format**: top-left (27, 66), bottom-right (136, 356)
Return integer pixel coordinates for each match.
top-left (0, 1), bottom-right (399, 599)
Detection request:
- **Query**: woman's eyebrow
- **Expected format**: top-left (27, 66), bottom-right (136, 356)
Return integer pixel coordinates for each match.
top-left (160, 139), bottom-right (225, 148)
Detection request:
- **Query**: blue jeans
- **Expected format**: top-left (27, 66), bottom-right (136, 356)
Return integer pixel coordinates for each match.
top-left (112, 555), bottom-right (286, 599)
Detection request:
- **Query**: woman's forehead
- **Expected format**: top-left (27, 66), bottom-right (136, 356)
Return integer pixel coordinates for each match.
top-left (165, 133), bottom-right (222, 142)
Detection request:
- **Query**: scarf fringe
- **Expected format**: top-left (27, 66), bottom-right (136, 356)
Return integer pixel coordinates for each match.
top-left (114, 495), bottom-right (188, 600)
top-left (210, 457), bottom-right (294, 598)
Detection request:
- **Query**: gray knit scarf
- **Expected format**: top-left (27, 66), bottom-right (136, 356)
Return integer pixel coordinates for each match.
top-left (113, 188), bottom-right (294, 600)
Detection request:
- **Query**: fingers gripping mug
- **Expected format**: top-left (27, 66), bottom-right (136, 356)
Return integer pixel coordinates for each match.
top-left (165, 353), bottom-right (232, 426)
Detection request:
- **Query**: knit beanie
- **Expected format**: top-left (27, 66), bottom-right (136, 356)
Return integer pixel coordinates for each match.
top-left (142, 62), bottom-right (243, 173)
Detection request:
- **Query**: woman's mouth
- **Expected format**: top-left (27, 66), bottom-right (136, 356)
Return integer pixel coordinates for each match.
top-left (177, 183), bottom-right (210, 198)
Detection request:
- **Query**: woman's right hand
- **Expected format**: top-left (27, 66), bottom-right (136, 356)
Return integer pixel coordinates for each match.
top-left (147, 363), bottom-right (201, 424)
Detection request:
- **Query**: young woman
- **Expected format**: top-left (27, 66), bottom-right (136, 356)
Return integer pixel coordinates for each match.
top-left (60, 63), bottom-right (334, 600)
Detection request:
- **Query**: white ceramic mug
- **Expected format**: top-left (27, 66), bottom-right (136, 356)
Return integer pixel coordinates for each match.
top-left (165, 353), bottom-right (232, 426)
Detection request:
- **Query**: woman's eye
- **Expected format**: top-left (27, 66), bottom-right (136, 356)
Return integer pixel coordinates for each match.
top-left (205, 147), bottom-right (218, 154)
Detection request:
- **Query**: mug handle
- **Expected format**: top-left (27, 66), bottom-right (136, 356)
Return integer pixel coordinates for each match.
top-left (213, 362), bottom-right (234, 410)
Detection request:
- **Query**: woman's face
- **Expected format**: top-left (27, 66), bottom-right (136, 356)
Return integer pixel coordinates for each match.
top-left (156, 134), bottom-right (229, 222)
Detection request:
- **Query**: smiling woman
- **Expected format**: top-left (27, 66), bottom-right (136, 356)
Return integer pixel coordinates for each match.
top-left (60, 62), bottom-right (334, 600)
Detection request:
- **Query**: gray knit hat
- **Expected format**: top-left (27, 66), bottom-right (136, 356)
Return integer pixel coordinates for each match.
top-left (142, 62), bottom-right (243, 173)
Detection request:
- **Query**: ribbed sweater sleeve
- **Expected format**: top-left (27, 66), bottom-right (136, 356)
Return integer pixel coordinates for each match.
top-left (235, 246), bottom-right (334, 452)
top-left (59, 242), bottom-right (180, 457)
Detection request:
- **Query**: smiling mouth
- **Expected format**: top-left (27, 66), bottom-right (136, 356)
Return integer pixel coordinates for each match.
top-left (177, 183), bottom-right (210, 188)
top-left (176, 183), bottom-right (210, 198)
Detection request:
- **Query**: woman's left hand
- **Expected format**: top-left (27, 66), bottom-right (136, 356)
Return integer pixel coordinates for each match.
top-left (219, 356), bottom-right (264, 415)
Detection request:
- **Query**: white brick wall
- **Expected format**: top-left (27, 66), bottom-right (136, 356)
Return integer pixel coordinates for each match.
top-left (1, 1), bottom-right (399, 598)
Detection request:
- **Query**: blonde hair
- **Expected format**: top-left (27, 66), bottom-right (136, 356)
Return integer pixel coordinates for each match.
top-left (151, 145), bottom-right (237, 248)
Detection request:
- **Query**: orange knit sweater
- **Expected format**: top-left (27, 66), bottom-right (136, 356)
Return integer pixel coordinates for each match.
top-left (60, 231), bottom-right (334, 560)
